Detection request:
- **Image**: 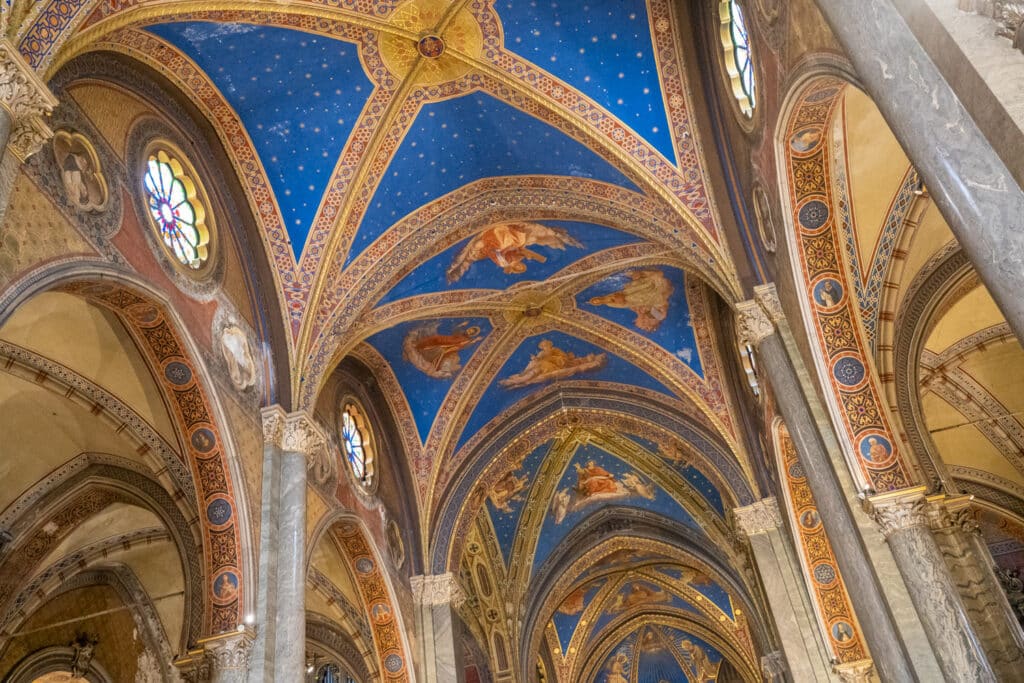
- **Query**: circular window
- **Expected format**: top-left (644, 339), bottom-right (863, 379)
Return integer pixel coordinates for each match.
top-left (143, 148), bottom-right (211, 270)
top-left (341, 401), bottom-right (375, 489)
top-left (719, 0), bottom-right (756, 117)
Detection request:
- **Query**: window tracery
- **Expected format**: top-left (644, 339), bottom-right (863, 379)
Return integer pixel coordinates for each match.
top-left (719, 0), bottom-right (757, 117)
top-left (341, 401), bottom-right (375, 489)
top-left (143, 149), bottom-right (210, 270)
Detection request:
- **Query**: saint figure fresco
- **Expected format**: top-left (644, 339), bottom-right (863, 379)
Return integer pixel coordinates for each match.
top-left (605, 653), bottom-right (630, 683)
top-left (403, 321), bottom-right (482, 378)
top-left (680, 639), bottom-right (720, 681)
top-left (588, 268), bottom-right (674, 331)
top-left (446, 221), bottom-right (582, 282)
top-left (53, 131), bottom-right (108, 212)
top-left (500, 340), bottom-right (606, 389)
top-left (550, 460), bottom-right (654, 524)
top-left (558, 584), bottom-right (590, 616)
top-left (487, 469), bottom-right (529, 513)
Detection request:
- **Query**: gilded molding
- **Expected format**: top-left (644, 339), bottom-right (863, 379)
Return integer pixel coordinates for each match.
top-left (864, 486), bottom-right (929, 537)
top-left (735, 299), bottom-right (775, 347)
top-left (733, 497), bottom-right (782, 536)
top-left (411, 573), bottom-right (466, 608)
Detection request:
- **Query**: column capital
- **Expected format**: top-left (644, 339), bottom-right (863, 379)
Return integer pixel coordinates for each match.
top-left (833, 658), bottom-right (875, 682)
top-left (261, 405), bottom-right (328, 455)
top-left (864, 486), bottom-right (928, 538)
top-left (200, 628), bottom-right (256, 673)
top-left (0, 40), bottom-right (58, 161)
top-left (411, 573), bottom-right (465, 608)
top-left (753, 283), bottom-right (786, 323)
top-left (735, 299), bottom-right (775, 347)
top-left (733, 497), bottom-right (782, 536)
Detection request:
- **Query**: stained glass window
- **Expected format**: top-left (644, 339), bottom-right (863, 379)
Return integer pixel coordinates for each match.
top-left (720, 0), bottom-right (756, 117)
top-left (341, 402), bottom-right (374, 487)
top-left (143, 150), bottom-right (210, 269)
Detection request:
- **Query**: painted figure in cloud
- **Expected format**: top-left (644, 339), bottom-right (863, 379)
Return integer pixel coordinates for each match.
top-left (605, 653), bottom-right (630, 683)
top-left (487, 468), bottom-right (529, 513)
top-left (589, 268), bottom-right (674, 332)
top-left (500, 339), bottom-right (605, 388)
top-left (403, 321), bottom-right (482, 378)
top-left (550, 460), bottom-right (654, 524)
top-left (609, 582), bottom-right (670, 613)
top-left (680, 639), bottom-right (720, 682)
top-left (446, 221), bottom-right (582, 282)
top-left (558, 582), bottom-right (594, 616)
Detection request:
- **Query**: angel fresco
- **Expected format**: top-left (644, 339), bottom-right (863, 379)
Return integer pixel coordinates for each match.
top-left (550, 460), bottom-right (655, 524)
top-left (403, 321), bottom-right (482, 379)
top-left (446, 221), bottom-right (583, 283)
top-left (499, 340), bottom-right (605, 389)
top-left (680, 639), bottom-right (721, 682)
top-left (588, 268), bottom-right (674, 332)
top-left (605, 653), bottom-right (630, 683)
top-left (608, 582), bottom-right (671, 614)
top-left (488, 469), bottom-right (529, 513)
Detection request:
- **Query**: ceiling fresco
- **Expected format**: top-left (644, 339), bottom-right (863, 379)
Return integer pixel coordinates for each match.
top-left (595, 625), bottom-right (724, 683)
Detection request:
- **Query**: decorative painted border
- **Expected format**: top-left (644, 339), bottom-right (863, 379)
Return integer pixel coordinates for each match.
top-left (780, 77), bottom-right (913, 491)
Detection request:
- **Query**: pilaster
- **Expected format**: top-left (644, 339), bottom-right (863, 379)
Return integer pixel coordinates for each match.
top-left (411, 573), bottom-right (466, 683)
top-left (734, 498), bottom-right (832, 682)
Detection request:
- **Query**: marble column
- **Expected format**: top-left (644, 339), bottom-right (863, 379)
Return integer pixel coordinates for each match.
top-left (256, 407), bottom-right (329, 683)
top-left (864, 487), bottom-right (995, 681)
top-left (411, 573), bottom-right (466, 683)
top-left (812, 0), bottom-right (1024, 345)
top-left (735, 288), bottom-right (919, 682)
top-left (925, 494), bottom-right (1024, 677)
top-left (734, 498), bottom-right (833, 683)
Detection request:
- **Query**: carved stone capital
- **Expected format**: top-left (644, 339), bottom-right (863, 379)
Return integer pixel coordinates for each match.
top-left (753, 283), bottom-right (786, 323)
top-left (864, 486), bottom-right (928, 538)
top-left (8, 115), bottom-right (52, 161)
top-left (0, 40), bottom-right (58, 122)
top-left (733, 497), bottom-right (782, 536)
top-left (261, 406), bottom-right (327, 455)
top-left (833, 658), bottom-right (875, 682)
top-left (735, 299), bottom-right (775, 347)
top-left (760, 650), bottom-right (786, 681)
top-left (200, 628), bottom-right (255, 672)
top-left (411, 573), bottom-right (465, 608)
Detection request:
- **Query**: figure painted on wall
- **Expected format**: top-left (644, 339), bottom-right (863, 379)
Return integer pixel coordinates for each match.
top-left (488, 468), bottom-right (529, 513)
top-left (500, 340), bottom-right (605, 389)
top-left (551, 461), bottom-right (654, 523)
top-left (403, 321), bottom-right (482, 378)
top-left (372, 602), bottom-right (393, 624)
top-left (789, 127), bottom-right (822, 153)
top-left (814, 279), bottom-right (842, 307)
top-left (588, 268), bottom-right (674, 332)
top-left (659, 442), bottom-right (690, 466)
top-left (220, 324), bottom-right (258, 390)
top-left (860, 435), bottom-right (892, 463)
top-left (608, 582), bottom-right (670, 613)
top-left (446, 221), bottom-right (582, 282)
top-left (832, 621), bottom-right (854, 642)
top-left (605, 653), bottom-right (630, 683)
top-left (53, 130), bottom-right (108, 212)
top-left (558, 583), bottom-right (591, 616)
top-left (214, 572), bottom-right (238, 601)
top-left (680, 639), bottom-right (720, 681)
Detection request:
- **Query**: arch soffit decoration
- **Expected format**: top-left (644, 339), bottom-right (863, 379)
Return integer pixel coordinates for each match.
top-left (774, 71), bottom-right (920, 493)
top-left (430, 388), bottom-right (758, 576)
top-left (0, 266), bottom-right (253, 636)
top-left (20, 0), bottom-right (744, 398)
top-left (0, 454), bottom-right (204, 650)
top-left (520, 524), bottom-right (766, 681)
top-left (306, 612), bottom-right (375, 683)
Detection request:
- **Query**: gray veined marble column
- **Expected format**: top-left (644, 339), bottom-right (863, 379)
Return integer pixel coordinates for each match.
top-left (258, 407), bottom-right (330, 683)
top-left (411, 574), bottom-right (466, 683)
top-left (924, 494), bottom-right (1024, 678)
top-left (812, 0), bottom-right (1024, 345)
top-left (864, 487), bottom-right (995, 681)
top-left (733, 498), bottom-right (834, 683)
top-left (735, 288), bottom-right (918, 682)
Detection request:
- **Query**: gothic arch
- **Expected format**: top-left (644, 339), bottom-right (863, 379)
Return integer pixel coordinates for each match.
top-left (0, 262), bottom-right (255, 635)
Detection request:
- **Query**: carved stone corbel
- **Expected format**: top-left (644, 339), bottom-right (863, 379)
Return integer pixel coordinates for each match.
top-left (0, 39), bottom-right (58, 161)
